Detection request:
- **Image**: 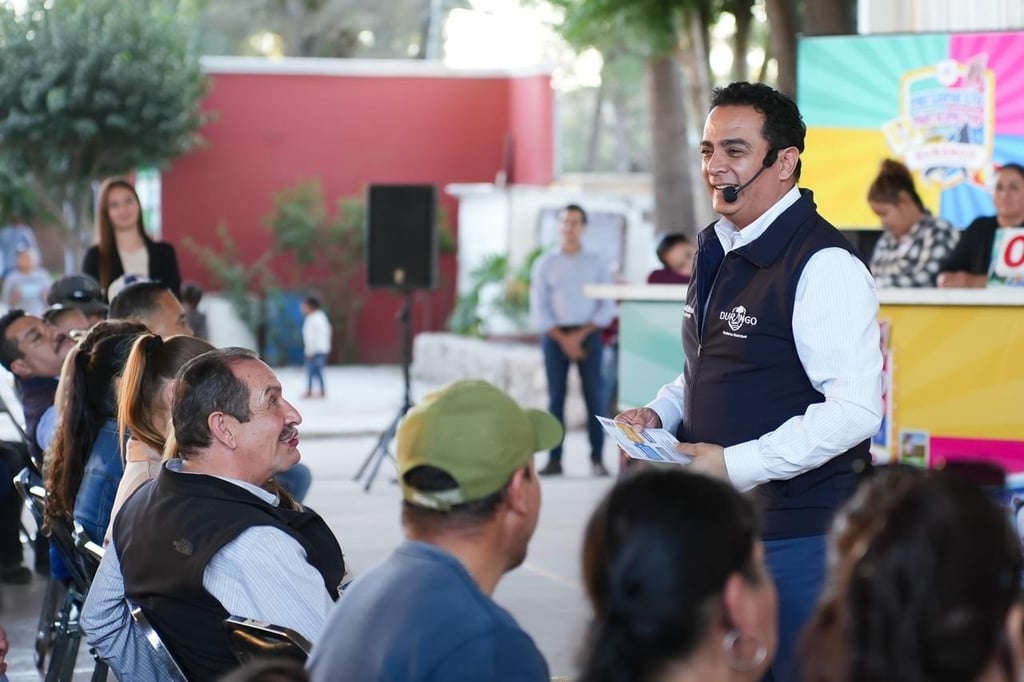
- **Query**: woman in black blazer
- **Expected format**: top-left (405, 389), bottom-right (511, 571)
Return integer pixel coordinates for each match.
top-left (82, 177), bottom-right (181, 300)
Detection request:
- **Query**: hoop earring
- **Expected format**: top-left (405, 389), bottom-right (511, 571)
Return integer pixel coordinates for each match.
top-left (723, 629), bottom-right (768, 672)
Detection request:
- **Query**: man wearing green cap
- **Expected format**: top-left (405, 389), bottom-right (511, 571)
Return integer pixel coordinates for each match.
top-left (308, 379), bottom-right (562, 682)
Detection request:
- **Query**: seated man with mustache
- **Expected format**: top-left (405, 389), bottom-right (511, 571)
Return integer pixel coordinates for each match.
top-left (82, 347), bottom-right (346, 680)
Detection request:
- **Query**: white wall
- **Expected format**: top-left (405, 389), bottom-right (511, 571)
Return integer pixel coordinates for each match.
top-left (859, 0), bottom-right (1024, 33)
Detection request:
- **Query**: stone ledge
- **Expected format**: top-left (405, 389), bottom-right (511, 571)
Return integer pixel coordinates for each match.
top-left (411, 332), bottom-right (589, 429)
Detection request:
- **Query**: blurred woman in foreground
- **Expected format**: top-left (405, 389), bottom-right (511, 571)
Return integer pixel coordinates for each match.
top-left (578, 469), bottom-right (777, 682)
top-left (802, 466), bottom-right (1024, 682)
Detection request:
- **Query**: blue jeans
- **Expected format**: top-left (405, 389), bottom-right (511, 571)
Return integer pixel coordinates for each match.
top-left (306, 353), bottom-right (327, 394)
top-left (762, 534), bottom-right (827, 682)
top-left (542, 330), bottom-right (605, 464)
top-left (74, 419), bottom-right (125, 544)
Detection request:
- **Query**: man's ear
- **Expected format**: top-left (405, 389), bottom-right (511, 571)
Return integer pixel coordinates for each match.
top-left (10, 358), bottom-right (30, 379)
top-left (207, 411), bottom-right (235, 449)
top-left (504, 467), bottom-right (530, 516)
top-left (777, 147), bottom-right (800, 181)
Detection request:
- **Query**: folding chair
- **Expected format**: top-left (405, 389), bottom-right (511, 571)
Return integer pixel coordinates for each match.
top-left (223, 615), bottom-right (312, 665)
top-left (129, 602), bottom-right (190, 682)
top-left (14, 467), bottom-right (107, 682)
top-left (73, 521), bottom-right (104, 582)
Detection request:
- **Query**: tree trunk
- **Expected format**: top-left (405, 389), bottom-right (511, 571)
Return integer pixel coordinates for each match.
top-left (584, 79), bottom-right (606, 172)
top-left (683, 12), bottom-right (712, 119)
top-left (609, 95), bottom-right (631, 173)
top-left (732, 0), bottom-right (754, 82)
top-left (647, 52), bottom-right (695, 237)
top-left (805, 0), bottom-right (856, 35)
top-left (764, 0), bottom-right (798, 98)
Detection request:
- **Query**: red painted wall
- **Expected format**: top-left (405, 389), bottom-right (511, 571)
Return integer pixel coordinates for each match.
top-left (161, 59), bottom-right (553, 363)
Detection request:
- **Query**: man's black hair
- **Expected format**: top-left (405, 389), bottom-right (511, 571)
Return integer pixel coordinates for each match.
top-left (710, 81), bottom-right (806, 179)
top-left (563, 203), bottom-right (588, 225)
top-left (109, 281), bottom-right (171, 322)
top-left (0, 309), bottom-right (26, 371)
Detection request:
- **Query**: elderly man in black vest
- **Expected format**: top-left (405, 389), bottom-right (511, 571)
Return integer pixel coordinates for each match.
top-left (618, 82), bottom-right (883, 682)
top-left (82, 347), bottom-right (345, 680)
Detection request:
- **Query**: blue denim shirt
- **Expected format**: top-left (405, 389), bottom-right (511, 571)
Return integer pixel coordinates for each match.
top-left (74, 418), bottom-right (126, 544)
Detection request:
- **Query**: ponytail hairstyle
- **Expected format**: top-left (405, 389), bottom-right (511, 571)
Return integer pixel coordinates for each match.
top-left (44, 320), bottom-right (148, 525)
top-left (117, 333), bottom-right (214, 455)
top-left (867, 159), bottom-right (925, 211)
top-left (802, 466), bottom-right (1023, 682)
top-left (578, 469), bottom-right (762, 682)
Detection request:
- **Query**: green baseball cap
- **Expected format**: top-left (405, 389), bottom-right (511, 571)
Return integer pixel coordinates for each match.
top-left (397, 379), bottom-right (564, 511)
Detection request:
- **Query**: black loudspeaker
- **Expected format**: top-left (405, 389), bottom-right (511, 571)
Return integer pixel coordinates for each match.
top-left (366, 184), bottom-right (438, 290)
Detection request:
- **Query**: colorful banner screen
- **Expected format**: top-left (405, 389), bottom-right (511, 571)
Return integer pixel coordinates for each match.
top-left (798, 32), bottom-right (1024, 230)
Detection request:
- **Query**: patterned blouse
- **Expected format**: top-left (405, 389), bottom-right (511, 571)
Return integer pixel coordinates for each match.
top-left (869, 213), bottom-right (960, 287)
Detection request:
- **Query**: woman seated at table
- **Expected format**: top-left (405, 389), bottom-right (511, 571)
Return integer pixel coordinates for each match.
top-left (939, 162), bottom-right (1024, 287)
top-left (801, 466), bottom-right (1024, 682)
top-left (577, 469), bottom-right (777, 682)
top-left (867, 159), bottom-right (959, 287)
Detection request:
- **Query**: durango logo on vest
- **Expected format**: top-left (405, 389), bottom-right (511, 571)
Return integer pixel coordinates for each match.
top-left (719, 305), bottom-right (757, 338)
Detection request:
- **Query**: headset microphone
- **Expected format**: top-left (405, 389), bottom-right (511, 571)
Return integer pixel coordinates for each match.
top-left (722, 148), bottom-right (780, 204)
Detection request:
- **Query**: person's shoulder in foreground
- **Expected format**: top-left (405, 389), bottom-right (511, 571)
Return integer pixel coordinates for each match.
top-left (308, 378), bottom-right (561, 682)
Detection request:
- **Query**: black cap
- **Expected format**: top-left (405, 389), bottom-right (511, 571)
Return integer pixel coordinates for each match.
top-left (48, 274), bottom-right (108, 315)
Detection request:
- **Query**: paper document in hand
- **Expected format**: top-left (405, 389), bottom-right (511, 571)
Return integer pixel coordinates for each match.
top-left (598, 416), bottom-right (692, 465)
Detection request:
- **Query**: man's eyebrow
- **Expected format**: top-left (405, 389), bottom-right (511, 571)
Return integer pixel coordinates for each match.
top-left (700, 138), bottom-right (752, 149)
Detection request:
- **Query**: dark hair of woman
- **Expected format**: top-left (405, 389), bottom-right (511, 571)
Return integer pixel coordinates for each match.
top-left (44, 320), bottom-right (147, 524)
top-left (116, 333), bottom-right (214, 454)
top-left (867, 158), bottom-right (925, 211)
top-left (802, 465), bottom-right (1023, 682)
top-left (578, 468), bottom-right (765, 682)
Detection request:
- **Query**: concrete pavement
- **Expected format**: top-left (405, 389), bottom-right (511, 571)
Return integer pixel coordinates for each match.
top-left (3, 364), bottom-right (623, 679)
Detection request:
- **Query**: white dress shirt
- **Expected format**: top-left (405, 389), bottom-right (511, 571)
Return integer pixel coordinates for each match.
top-left (81, 461), bottom-right (336, 679)
top-left (647, 186), bottom-right (883, 491)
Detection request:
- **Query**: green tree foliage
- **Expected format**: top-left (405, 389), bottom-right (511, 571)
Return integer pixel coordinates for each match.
top-left (550, 0), bottom-right (715, 236)
top-left (0, 0), bottom-right (206, 260)
top-left (192, 0), bottom-right (470, 59)
top-left (263, 180), bottom-right (367, 363)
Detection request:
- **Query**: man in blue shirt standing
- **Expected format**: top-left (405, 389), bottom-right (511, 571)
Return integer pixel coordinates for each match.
top-left (308, 379), bottom-right (561, 682)
top-left (529, 204), bottom-right (616, 476)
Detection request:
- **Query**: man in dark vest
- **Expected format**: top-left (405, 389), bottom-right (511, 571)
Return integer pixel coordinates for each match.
top-left (617, 82), bottom-right (883, 682)
top-left (82, 347), bottom-right (345, 680)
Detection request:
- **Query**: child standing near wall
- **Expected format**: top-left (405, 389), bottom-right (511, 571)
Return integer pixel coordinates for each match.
top-left (301, 294), bottom-right (331, 399)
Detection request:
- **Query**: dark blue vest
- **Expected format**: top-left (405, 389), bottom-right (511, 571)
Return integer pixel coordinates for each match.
top-left (680, 190), bottom-right (871, 539)
top-left (113, 465), bottom-right (345, 680)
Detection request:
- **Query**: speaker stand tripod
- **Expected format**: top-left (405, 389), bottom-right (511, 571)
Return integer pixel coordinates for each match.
top-left (354, 290), bottom-right (414, 492)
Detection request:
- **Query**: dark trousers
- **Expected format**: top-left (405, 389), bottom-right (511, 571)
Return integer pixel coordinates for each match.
top-left (0, 441), bottom-right (29, 566)
top-left (542, 330), bottom-right (605, 463)
top-left (762, 534), bottom-right (827, 682)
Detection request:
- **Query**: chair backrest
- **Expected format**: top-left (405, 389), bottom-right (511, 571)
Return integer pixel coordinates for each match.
top-left (18, 474), bottom-right (95, 594)
top-left (223, 616), bottom-right (312, 665)
top-left (129, 602), bottom-right (190, 682)
top-left (73, 521), bottom-right (105, 581)
top-left (13, 465), bottom-right (44, 527)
